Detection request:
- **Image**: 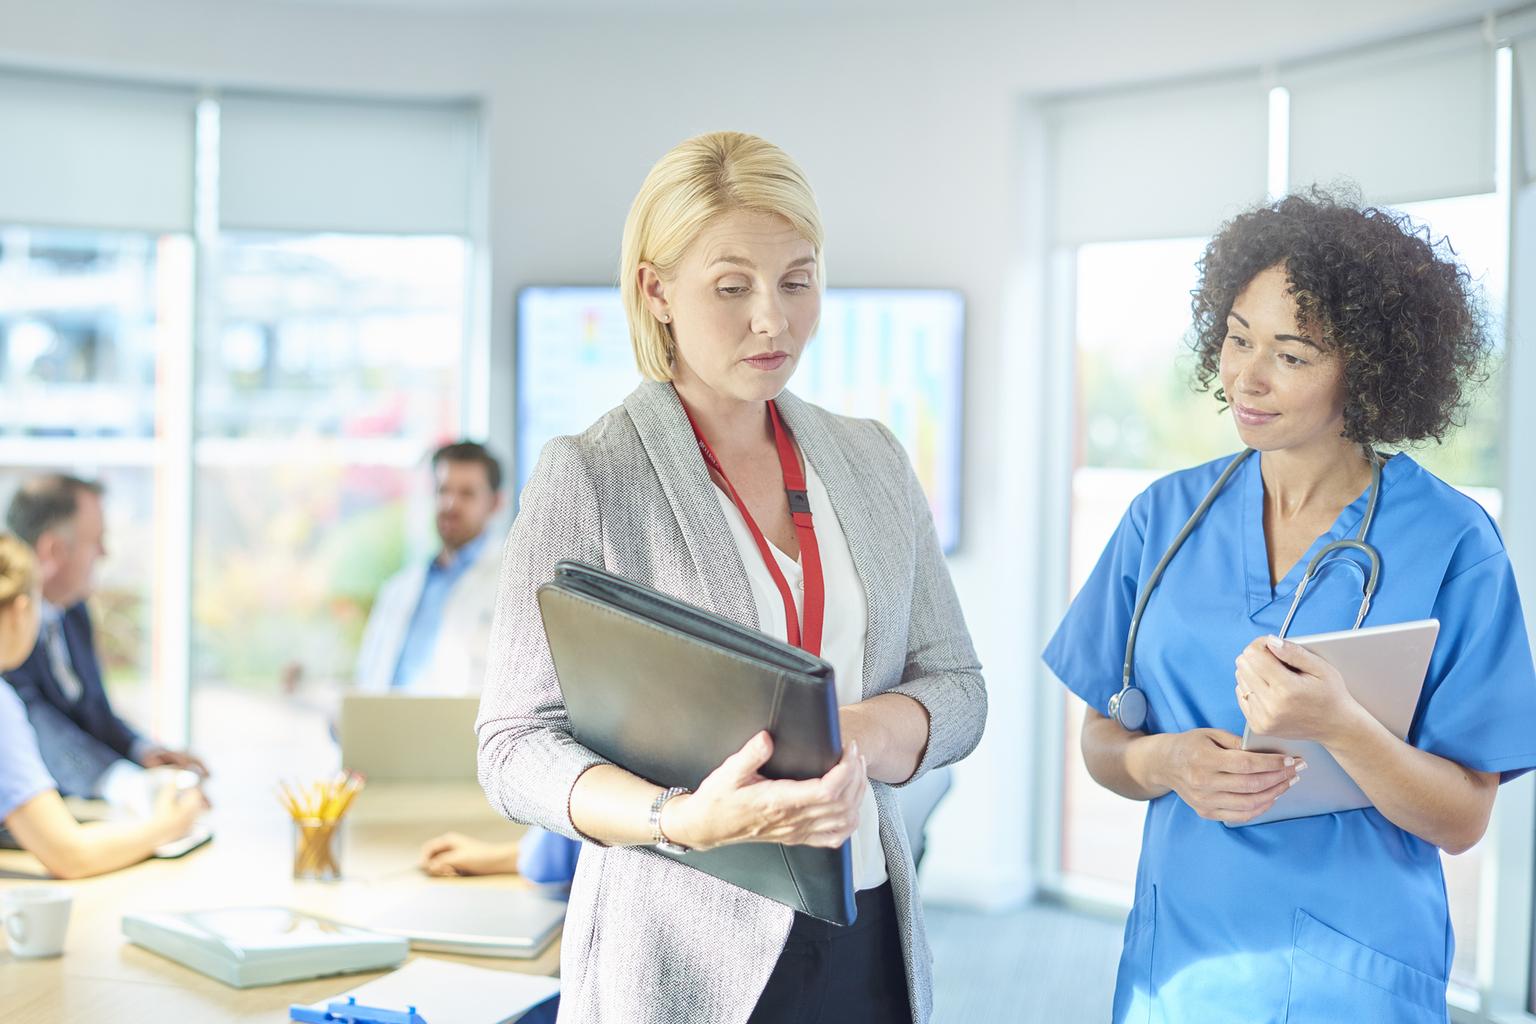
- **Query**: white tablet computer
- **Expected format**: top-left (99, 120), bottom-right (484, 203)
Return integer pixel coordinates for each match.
top-left (1232, 618), bottom-right (1439, 828)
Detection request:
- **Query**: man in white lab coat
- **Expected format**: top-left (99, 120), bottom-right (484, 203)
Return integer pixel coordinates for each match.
top-left (354, 442), bottom-right (505, 694)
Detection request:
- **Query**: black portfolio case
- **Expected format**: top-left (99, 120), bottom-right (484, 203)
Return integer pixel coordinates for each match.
top-left (536, 560), bottom-right (856, 925)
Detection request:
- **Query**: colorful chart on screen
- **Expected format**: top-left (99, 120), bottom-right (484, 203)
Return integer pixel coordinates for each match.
top-left (516, 286), bottom-right (964, 552)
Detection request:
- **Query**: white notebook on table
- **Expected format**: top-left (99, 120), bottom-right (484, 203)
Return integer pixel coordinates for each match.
top-left (123, 906), bottom-right (407, 988)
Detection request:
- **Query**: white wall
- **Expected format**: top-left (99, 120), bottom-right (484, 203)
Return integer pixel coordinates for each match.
top-left (0, 0), bottom-right (1502, 907)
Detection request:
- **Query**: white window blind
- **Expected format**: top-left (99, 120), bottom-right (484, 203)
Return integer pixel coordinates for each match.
top-left (1046, 74), bottom-right (1269, 245)
top-left (218, 93), bottom-right (477, 235)
top-left (0, 70), bottom-right (195, 233)
top-left (1282, 28), bottom-right (1496, 204)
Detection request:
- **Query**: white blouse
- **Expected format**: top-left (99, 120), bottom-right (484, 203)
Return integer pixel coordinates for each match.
top-left (711, 457), bottom-right (888, 892)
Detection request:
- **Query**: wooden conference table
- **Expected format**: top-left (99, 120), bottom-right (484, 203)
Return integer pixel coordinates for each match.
top-left (0, 784), bottom-right (561, 1023)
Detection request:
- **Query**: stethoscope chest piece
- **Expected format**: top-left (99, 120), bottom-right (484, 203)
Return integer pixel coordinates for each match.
top-left (1107, 686), bottom-right (1148, 732)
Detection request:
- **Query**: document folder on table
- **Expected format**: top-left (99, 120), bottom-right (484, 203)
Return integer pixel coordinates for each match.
top-left (537, 560), bottom-right (855, 925)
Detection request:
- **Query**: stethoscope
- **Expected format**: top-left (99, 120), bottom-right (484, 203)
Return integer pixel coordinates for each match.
top-left (1106, 448), bottom-right (1383, 732)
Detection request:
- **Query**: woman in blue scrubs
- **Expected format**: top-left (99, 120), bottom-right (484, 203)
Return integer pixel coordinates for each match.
top-left (1044, 190), bottom-right (1536, 1023)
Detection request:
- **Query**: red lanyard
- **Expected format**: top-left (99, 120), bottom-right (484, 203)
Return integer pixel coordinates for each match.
top-left (683, 401), bottom-right (825, 656)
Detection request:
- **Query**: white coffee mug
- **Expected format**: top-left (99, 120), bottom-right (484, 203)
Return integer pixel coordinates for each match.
top-left (1, 886), bottom-right (73, 958)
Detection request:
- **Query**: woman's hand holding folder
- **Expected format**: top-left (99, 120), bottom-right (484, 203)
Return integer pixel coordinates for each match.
top-left (657, 732), bottom-right (868, 852)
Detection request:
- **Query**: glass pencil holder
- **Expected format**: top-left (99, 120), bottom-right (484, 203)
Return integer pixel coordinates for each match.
top-left (292, 816), bottom-right (346, 882)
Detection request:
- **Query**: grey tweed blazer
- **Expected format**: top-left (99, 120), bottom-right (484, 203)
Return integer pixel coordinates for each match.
top-left (476, 380), bottom-right (987, 1024)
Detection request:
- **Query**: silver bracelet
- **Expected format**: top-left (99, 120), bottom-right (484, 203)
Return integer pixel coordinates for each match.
top-left (649, 786), bottom-right (692, 854)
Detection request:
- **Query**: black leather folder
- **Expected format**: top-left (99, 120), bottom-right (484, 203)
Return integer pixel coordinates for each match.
top-left (537, 560), bottom-right (856, 925)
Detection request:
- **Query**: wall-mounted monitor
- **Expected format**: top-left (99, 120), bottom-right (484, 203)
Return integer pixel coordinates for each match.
top-left (516, 286), bottom-right (964, 552)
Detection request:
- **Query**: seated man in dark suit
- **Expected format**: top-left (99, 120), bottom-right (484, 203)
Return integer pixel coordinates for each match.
top-left (4, 475), bottom-right (205, 797)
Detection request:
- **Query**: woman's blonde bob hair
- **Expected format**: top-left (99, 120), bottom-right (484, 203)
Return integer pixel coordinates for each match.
top-left (0, 533), bottom-right (37, 610)
top-left (619, 131), bottom-right (825, 382)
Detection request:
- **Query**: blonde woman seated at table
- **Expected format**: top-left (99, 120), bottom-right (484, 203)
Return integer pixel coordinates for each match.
top-left (0, 533), bottom-right (206, 879)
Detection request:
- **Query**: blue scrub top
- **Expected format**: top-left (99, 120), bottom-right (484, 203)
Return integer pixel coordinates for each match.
top-left (0, 678), bottom-right (58, 821)
top-left (1044, 452), bottom-right (1536, 1024)
top-left (516, 826), bottom-right (580, 887)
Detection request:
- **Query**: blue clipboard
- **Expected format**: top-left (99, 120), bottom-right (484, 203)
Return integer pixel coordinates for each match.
top-left (290, 995), bottom-right (426, 1024)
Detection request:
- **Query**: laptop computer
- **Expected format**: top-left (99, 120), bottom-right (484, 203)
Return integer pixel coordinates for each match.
top-left (338, 694), bottom-right (480, 784)
top-left (348, 886), bottom-right (566, 959)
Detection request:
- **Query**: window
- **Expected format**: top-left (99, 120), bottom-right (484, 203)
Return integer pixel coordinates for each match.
top-left (1392, 192), bottom-right (1509, 990)
top-left (1058, 236), bottom-right (1229, 897)
top-left (0, 227), bottom-right (169, 439)
top-left (0, 73), bottom-right (479, 758)
top-left (1392, 193), bottom-right (1508, 501)
top-left (0, 226), bottom-right (194, 727)
top-left (199, 234), bottom-right (465, 442)
top-left (193, 234), bottom-right (469, 690)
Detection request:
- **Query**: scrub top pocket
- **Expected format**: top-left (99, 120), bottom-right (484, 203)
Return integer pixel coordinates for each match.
top-left (1113, 886), bottom-right (1157, 1024)
top-left (1284, 909), bottom-right (1447, 1024)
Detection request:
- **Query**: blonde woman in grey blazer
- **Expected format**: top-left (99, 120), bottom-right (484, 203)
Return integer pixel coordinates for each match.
top-left (477, 131), bottom-right (986, 1024)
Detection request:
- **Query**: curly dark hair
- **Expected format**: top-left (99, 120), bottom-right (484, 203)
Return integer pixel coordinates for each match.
top-left (1189, 187), bottom-right (1491, 447)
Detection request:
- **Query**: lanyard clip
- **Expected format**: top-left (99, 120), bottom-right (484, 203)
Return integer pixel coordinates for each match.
top-left (786, 489), bottom-right (812, 516)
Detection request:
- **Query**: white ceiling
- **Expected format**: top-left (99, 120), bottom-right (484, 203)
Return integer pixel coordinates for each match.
top-left (227, 0), bottom-right (1499, 21)
top-left (208, 0), bottom-right (1515, 67)
top-left (232, 0), bottom-right (1014, 10)
top-left (222, 0), bottom-right (1502, 18)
